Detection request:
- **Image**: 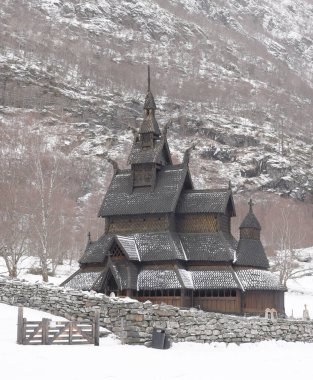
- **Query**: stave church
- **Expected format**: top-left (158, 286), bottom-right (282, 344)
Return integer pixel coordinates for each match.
top-left (62, 69), bottom-right (286, 315)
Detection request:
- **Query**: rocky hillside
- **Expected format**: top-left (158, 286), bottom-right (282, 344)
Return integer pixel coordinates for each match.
top-left (0, 0), bottom-right (313, 201)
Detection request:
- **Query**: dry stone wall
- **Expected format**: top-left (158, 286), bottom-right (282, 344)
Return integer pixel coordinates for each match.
top-left (1, 276), bottom-right (313, 345)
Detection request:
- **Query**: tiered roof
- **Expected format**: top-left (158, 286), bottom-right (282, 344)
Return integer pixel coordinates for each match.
top-left (64, 266), bottom-right (286, 292)
top-left (80, 231), bottom-right (237, 264)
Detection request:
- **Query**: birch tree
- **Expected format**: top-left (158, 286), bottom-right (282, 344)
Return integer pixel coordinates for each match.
top-left (271, 206), bottom-right (313, 286)
top-left (0, 124), bottom-right (30, 277)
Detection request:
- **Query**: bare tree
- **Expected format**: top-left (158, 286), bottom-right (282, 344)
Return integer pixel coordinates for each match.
top-left (271, 206), bottom-right (313, 286)
top-left (0, 124), bottom-right (30, 277)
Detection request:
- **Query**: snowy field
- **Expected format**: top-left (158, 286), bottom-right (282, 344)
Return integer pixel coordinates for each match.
top-left (1, 303), bottom-right (313, 380)
top-left (1, 255), bottom-right (313, 379)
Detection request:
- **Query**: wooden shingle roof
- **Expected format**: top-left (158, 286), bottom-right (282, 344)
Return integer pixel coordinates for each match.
top-left (138, 268), bottom-right (183, 290)
top-left (139, 110), bottom-right (160, 134)
top-left (98, 164), bottom-right (190, 217)
top-left (62, 268), bottom-right (104, 291)
top-left (80, 231), bottom-right (238, 265)
top-left (179, 232), bottom-right (237, 262)
top-left (176, 189), bottom-right (235, 215)
top-left (235, 239), bottom-right (269, 269)
top-left (240, 204), bottom-right (261, 230)
top-left (138, 264), bottom-right (194, 290)
top-left (190, 266), bottom-right (241, 289)
top-left (235, 269), bottom-right (287, 291)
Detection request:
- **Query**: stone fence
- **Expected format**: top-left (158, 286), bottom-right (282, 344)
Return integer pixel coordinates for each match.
top-left (1, 276), bottom-right (313, 345)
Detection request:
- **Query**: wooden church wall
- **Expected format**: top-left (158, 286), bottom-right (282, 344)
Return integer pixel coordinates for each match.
top-left (193, 289), bottom-right (241, 314)
top-left (107, 214), bottom-right (172, 233)
top-left (176, 214), bottom-right (219, 233)
top-left (242, 291), bottom-right (285, 314)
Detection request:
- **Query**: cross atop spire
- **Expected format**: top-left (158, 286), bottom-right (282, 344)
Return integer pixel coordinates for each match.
top-left (248, 198), bottom-right (254, 211)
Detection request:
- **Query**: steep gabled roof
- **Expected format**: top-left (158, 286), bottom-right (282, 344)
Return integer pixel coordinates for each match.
top-left (176, 189), bottom-right (235, 215)
top-left (98, 164), bottom-right (191, 217)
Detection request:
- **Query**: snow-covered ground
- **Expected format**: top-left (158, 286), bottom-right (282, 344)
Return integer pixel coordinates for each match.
top-left (0, 303), bottom-right (312, 380)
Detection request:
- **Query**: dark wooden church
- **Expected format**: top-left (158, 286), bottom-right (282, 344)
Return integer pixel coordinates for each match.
top-left (63, 69), bottom-right (286, 315)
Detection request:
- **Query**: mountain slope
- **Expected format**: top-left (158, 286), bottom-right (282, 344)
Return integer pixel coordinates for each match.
top-left (0, 0), bottom-right (312, 200)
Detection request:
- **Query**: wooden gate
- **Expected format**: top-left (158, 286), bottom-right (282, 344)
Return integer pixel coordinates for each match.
top-left (17, 307), bottom-right (100, 346)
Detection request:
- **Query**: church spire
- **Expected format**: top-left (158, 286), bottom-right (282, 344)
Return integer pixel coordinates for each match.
top-left (143, 65), bottom-right (157, 111)
top-left (148, 64), bottom-right (150, 92)
top-left (140, 65), bottom-right (160, 135)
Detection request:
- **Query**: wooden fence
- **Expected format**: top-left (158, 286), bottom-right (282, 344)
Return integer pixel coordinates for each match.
top-left (17, 306), bottom-right (100, 346)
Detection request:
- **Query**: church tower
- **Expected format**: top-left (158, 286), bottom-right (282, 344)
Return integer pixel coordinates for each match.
top-left (236, 199), bottom-right (269, 268)
top-left (128, 66), bottom-right (172, 189)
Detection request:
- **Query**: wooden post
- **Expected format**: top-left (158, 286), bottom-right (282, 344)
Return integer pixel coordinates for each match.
top-left (22, 318), bottom-right (27, 344)
top-left (94, 309), bottom-right (100, 346)
top-left (42, 318), bottom-right (49, 345)
top-left (17, 306), bottom-right (24, 344)
top-left (68, 322), bottom-right (73, 345)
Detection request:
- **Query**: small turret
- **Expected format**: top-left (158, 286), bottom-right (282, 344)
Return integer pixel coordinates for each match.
top-left (236, 199), bottom-right (269, 268)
